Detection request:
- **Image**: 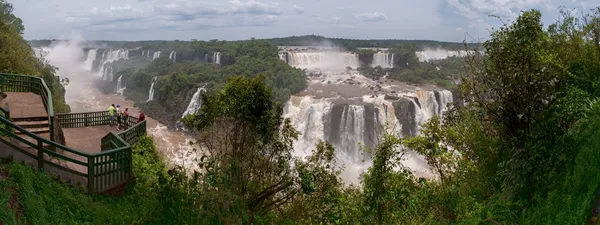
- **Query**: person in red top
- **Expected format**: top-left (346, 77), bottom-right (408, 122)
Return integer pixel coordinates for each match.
top-left (137, 111), bottom-right (146, 123)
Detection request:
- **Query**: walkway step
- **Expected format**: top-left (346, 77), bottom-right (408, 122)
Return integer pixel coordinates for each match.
top-left (14, 120), bottom-right (49, 129)
top-left (15, 127), bottom-right (49, 134)
top-left (11, 116), bottom-right (48, 122)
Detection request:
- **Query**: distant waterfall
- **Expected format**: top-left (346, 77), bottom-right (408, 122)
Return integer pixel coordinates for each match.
top-left (153, 51), bottom-right (161, 60)
top-left (181, 87), bottom-right (207, 118)
top-left (371, 52), bottom-right (394, 68)
top-left (101, 65), bottom-right (114, 81)
top-left (213, 52), bottom-right (221, 65)
top-left (169, 51), bottom-right (177, 62)
top-left (98, 49), bottom-right (128, 79)
top-left (115, 75), bottom-right (126, 95)
top-left (287, 52), bottom-right (360, 70)
top-left (278, 52), bottom-right (287, 63)
top-left (83, 49), bottom-right (97, 72)
top-left (147, 76), bottom-right (158, 102)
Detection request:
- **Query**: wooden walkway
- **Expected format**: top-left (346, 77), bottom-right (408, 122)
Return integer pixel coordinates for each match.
top-left (0, 92), bottom-right (120, 187)
top-left (1, 92), bottom-right (47, 119)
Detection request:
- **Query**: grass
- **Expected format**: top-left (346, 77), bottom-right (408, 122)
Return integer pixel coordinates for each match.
top-left (0, 136), bottom-right (165, 225)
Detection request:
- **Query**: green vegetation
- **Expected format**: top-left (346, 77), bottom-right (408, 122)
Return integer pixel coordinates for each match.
top-left (0, 0), bottom-right (69, 113)
top-left (4, 1), bottom-right (600, 224)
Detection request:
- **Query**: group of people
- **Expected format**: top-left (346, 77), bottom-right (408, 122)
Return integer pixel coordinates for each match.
top-left (107, 104), bottom-right (145, 130)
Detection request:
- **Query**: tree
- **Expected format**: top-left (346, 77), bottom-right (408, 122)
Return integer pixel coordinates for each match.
top-left (182, 75), bottom-right (299, 221)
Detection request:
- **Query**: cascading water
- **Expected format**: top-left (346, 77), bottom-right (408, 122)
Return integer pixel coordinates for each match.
top-left (169, 51), bottom-right (177, 63)
top-left (181, 87), bottom-right (206, 118)
top-left (83, 49), bottom-right (97, 72)
top-left (278, 52), bottom-right (287, 63)
top-left (371, 52), bottom-right (394, 68)
top-left (147, 76), bottom-right (158, 102)
top-left (98, 49), bottom-right (129, 79)
top-left (286, 52), bottom-right (360, 70)
top-left (153, 51), bottom-right (161, 60)
top-left (115, 75), bottom-right (126, 95)
top-left (213, 52), bottom-right (221, 65)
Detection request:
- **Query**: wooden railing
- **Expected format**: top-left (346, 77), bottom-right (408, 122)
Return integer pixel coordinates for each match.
top-left (57, 111), bottom-right (110, 128)
top-left (0, 73), bottom-right (55, 141)
top-left (0, 73), bottom-right (147, 193)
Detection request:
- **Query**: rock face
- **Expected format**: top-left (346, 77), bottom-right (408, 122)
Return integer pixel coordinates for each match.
top-left (137, 86), bottom-right (197, 128)
top-left (393, 98), bottom-right (418, 137)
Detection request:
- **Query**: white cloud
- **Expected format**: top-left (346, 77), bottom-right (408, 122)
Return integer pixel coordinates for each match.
top-left (292, 5), bottom-right (304, 14)
top-left (230, 0), bottom-right (281, 15)
top-left (355, 12), bottom-right (387, 22)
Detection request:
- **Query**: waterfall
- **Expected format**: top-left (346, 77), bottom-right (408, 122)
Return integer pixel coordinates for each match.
top-left (335, 105), bottom-right (366, 161)
top-left (83, 49), bottom-right (97, 72)
top-left (153, 51), bottom-right (161, 60)
top-left (168, 51), bottom-right (177, 62)
top-left (371, 52), bottom-right (394, 68)
top-left (287, 52), bottom-right (360, 70)
top-left (115, 75), bottom-right (126, 95)
top-left (181, 87), bottom-right (207, 118)
top-left (415, 50), bottom-right (481, 62)
top-left (147, 76), bottom-right (158, 102)
top-left (278, 52), bottom-right (287, 63)
top-left (98, 49), bottom-right (129, 79)
top-left (213, 52), bottom-right (221, 65)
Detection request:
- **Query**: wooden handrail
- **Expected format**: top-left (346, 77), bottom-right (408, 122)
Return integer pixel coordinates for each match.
top-left (0, 73), bottom-right (148, 193)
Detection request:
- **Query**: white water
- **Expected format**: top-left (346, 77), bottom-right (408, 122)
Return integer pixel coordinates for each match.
top-left (213, 52), bottom-right (221, 65)
top-left (98, 49), bottom-right (128, 80)
top-left (181, 87), bottom-right (206, 118)
top-left (278, 52), bottom-right (287, 63)
top-left (371, 52), bottom-right (394, 68)
top-left (147, 76), bottom-right (158, 102)
top-left (153, 51), bottom-right (161, 60)
top-left (83, 49), bottom-right (97, 72)
top-left (415, 49), bottom-right (483, 62)
top-left (115, 75), bottom-right (126, 95)
top-left (287, 52), bottom-right (360, 71)
top-left (169, 51), bottom-right (177, 62)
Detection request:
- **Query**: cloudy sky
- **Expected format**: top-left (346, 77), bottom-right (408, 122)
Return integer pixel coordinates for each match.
top-left (11, 0), bottom-right (599, 42)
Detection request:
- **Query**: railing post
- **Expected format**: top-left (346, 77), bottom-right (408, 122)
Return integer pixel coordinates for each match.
top-left (49, 116), bottom-right (55, 142)
top-left (85, 113), bottom-right (89, 127)
top-left (88, 156), bottom-right (95, 194)
top-left (37, 140), bottom-right (43, 172)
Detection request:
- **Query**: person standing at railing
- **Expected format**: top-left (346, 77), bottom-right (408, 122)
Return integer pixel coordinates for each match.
top-left (137, 111), bottom-right (146, 123)
top-left (108, 104), bottom-right (116, 127)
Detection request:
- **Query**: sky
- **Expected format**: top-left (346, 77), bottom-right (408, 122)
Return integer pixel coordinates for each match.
top-left (11, 0), bottom-right (600, 42)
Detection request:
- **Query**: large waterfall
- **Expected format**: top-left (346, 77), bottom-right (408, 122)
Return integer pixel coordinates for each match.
top-left (98, 49), bottom-right (129, 80)
top-left (287, 52), bottom-right (360, 70)
top-left (371, 52), bottom-right (394, 68)
top-left (181, 87), bottom-right (206, 118)
top-left (83, 49), bottom-right (97, 72)
top-left (147, 76), bottom-right (158, 102)
top-left (284, 89), bottom-right (453, 183)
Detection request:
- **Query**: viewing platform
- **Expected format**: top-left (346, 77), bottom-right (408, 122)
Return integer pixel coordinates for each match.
top-left (0, 73), bottom-right (147, 194)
